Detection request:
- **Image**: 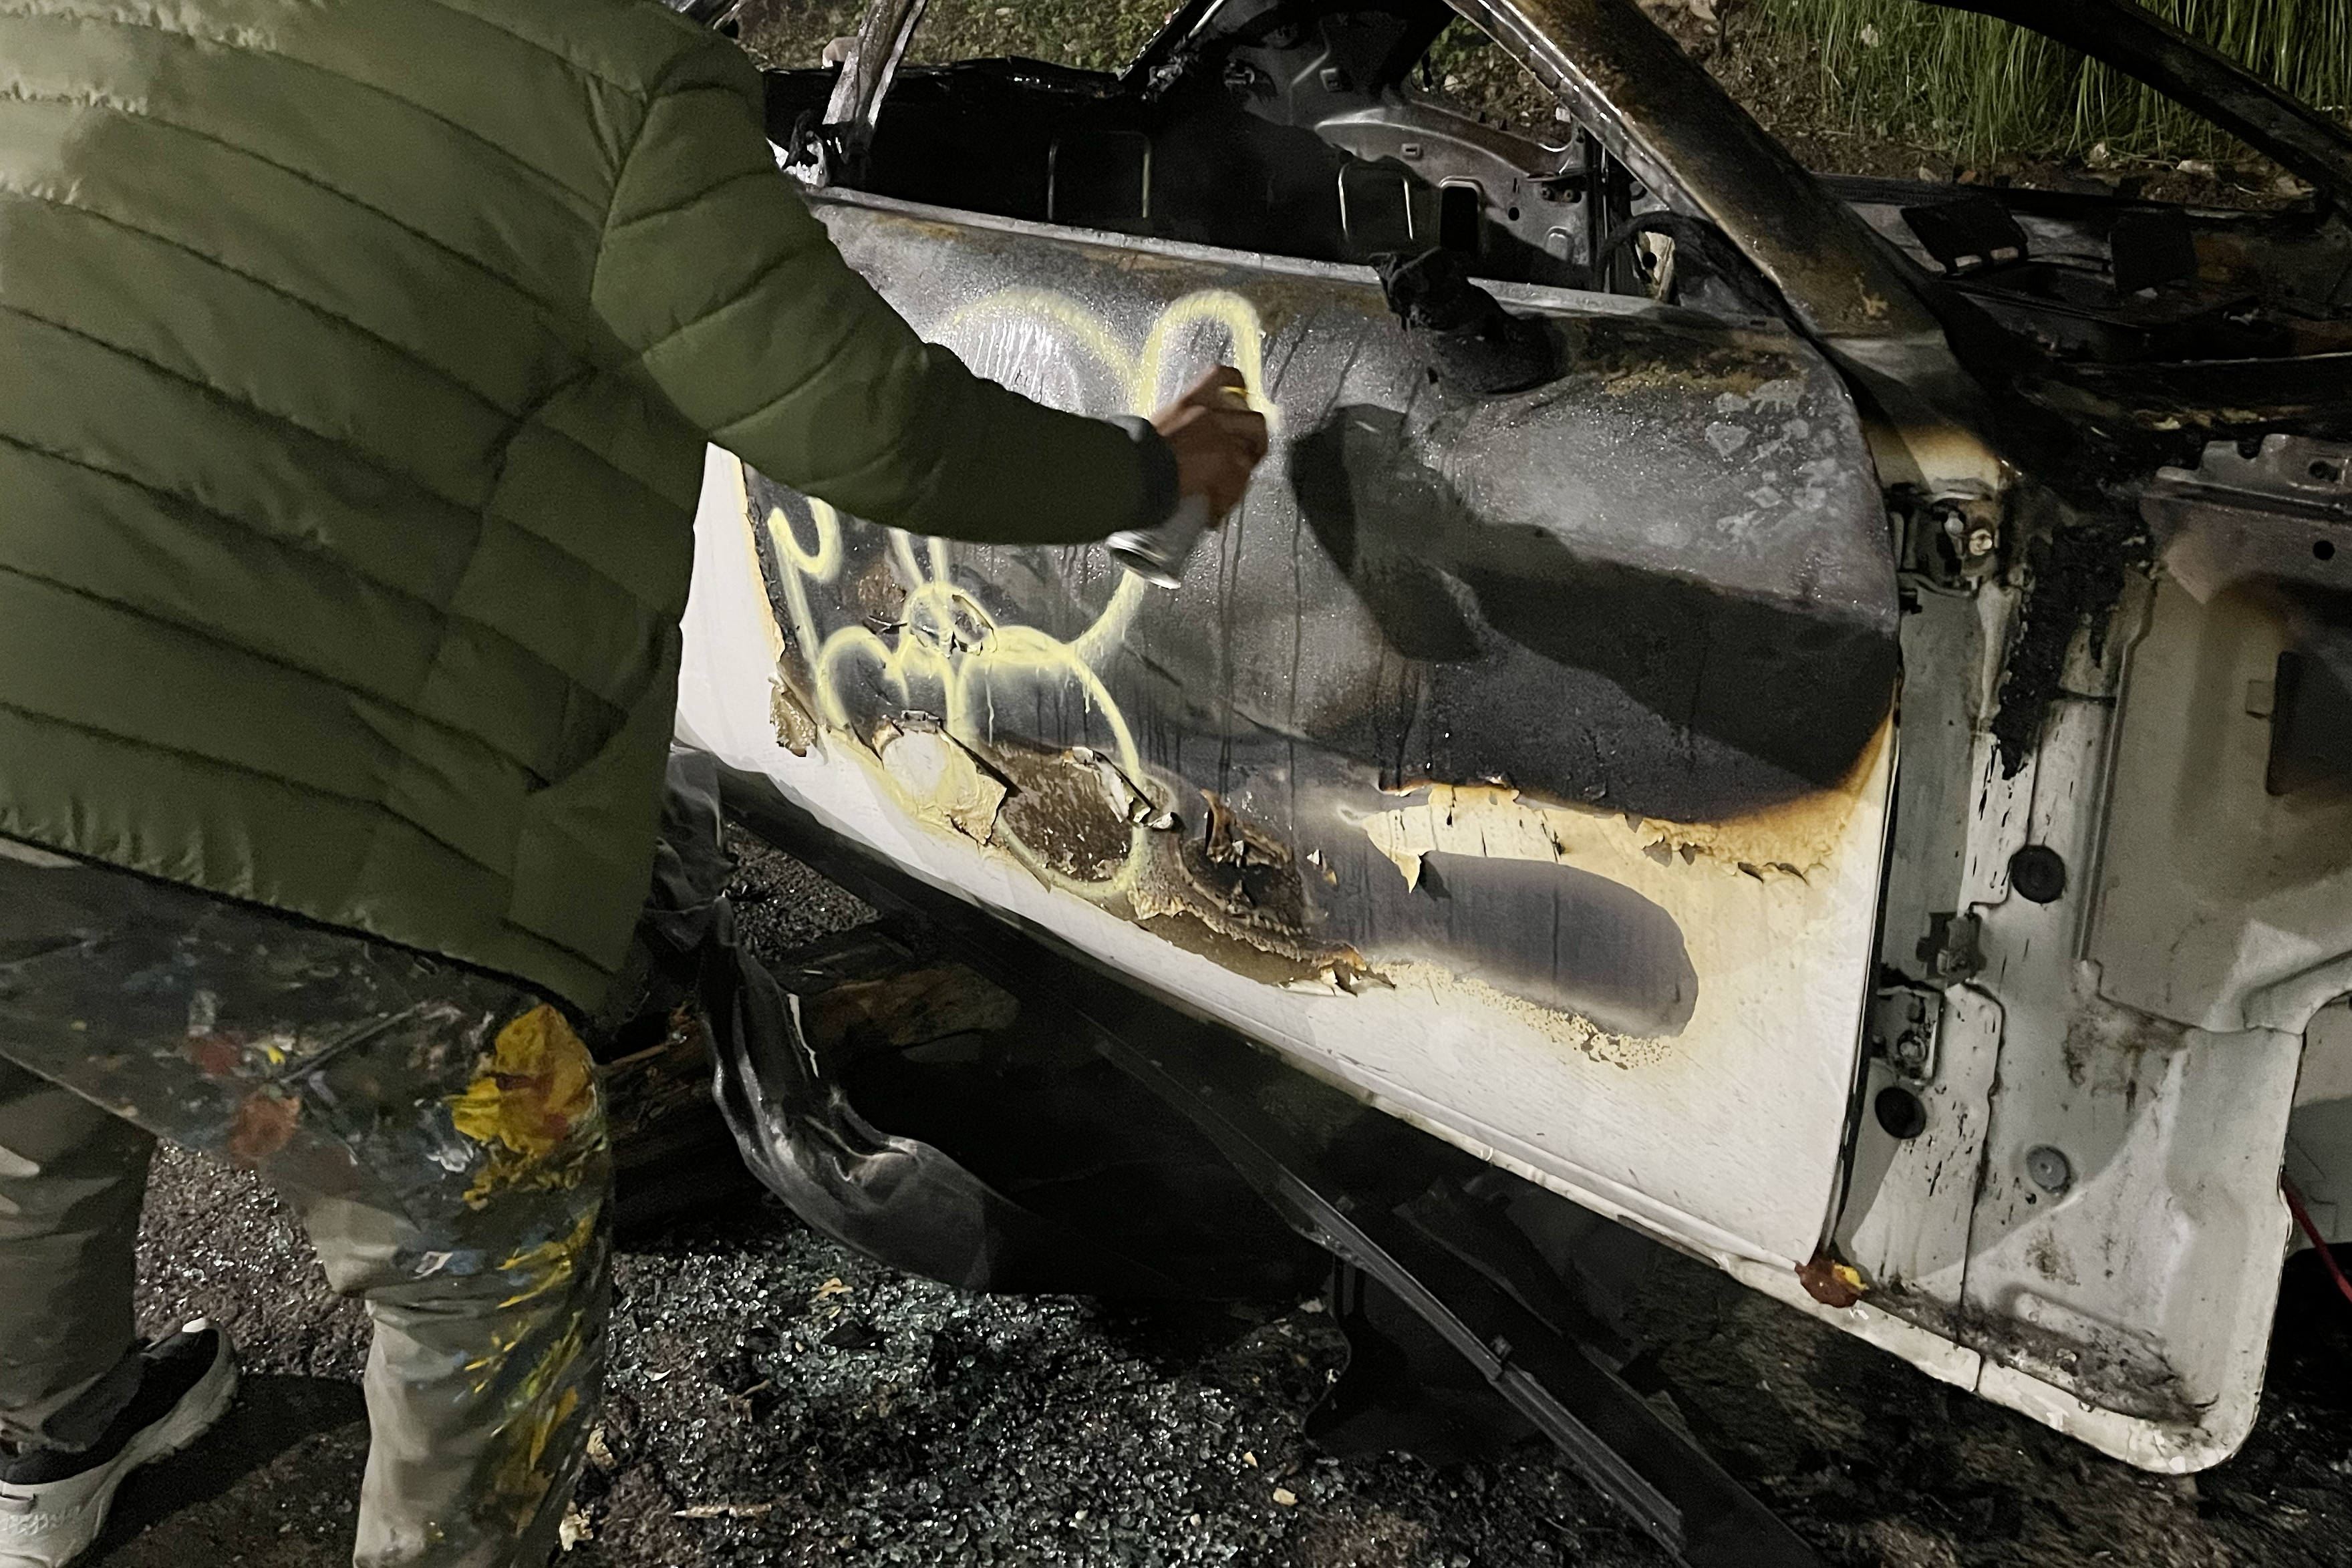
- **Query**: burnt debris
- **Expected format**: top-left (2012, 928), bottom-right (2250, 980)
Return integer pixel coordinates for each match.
top-left (1374, 248), bottom-right (1563, 395)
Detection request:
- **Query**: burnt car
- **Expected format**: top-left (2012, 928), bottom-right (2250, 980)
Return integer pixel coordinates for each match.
top-left (647, 0), bottom-right (2349, 1553)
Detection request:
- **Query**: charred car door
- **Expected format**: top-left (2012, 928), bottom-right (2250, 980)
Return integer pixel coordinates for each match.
top-left (678, 0), bottom-right (1902, 1282)
top-left (678, 0), bottom-right (2352, 1482)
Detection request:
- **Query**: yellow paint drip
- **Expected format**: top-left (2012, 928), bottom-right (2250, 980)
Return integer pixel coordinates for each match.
top-left (495, 1211), bottom-right (599, 1309)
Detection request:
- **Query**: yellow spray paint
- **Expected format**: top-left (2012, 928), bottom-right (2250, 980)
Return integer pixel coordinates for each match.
top-left (752, 287), bottom-right (1272, 903)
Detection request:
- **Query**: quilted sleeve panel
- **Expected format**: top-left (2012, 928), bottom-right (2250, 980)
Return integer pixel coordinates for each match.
top-left (587, 38), bottom-right (1149, 547)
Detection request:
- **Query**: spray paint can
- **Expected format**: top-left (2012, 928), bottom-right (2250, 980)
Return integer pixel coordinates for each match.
top-left (1106, 492), bottom-right (1214, 589)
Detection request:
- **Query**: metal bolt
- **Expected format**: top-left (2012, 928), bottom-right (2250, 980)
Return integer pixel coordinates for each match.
top-left (1964, 527), bottom-right (1997, 557)
top-left (2025, 1145), bottom-right (2073, 1195)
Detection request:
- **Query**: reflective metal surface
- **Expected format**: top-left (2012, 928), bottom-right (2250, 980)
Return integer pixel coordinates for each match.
top-left (679, 192), bottom-right (1898, 1269)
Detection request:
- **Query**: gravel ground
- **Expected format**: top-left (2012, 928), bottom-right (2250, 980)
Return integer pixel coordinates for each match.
top-left (78, 838), bottom-right (2352, 1568)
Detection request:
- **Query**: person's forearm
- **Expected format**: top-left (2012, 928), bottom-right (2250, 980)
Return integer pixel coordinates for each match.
top-left (710, 330), bottom-right (1166, 546)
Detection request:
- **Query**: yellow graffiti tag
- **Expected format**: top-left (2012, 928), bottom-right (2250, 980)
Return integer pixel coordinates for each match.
top-left (750, 288), bottom-right (1270, 901)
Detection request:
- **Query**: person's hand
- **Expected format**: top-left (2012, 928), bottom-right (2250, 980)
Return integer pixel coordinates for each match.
top-left (1151, 366), bottom-right (1268, 522)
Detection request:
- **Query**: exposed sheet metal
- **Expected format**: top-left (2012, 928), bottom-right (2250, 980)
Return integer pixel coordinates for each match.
top-left (2091, 581), bottom-right (2352, 1038)
top-left (1842, 557), bottom-right (2315, 1472)
top-left (2142, 434), bottom-right (2352, 604)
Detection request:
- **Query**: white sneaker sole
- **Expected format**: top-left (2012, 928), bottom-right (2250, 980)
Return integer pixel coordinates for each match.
top-left (0, 1329), bottom-right (240, 1568)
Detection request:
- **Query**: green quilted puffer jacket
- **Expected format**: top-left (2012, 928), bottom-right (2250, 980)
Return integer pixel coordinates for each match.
top-left (0, 0), bottom-right (1162, 1008)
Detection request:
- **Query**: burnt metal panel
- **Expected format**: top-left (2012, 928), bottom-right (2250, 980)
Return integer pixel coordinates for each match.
top-left (687, 191), bottom-right (1898, 1265)
top-left (1443, 0), bottom-right (1942, 344)
top-left (752, 195), bottom-right (1892, 1008)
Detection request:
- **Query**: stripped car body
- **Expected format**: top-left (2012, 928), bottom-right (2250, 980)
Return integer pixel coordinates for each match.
top-left (671, 0), bottom-right (2352, 1480)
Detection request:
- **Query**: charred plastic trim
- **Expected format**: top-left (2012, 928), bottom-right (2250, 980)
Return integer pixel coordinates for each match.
top-left (1989, 498), bottom-right (2149, 777)
top-left (1375, 247), bottom-right (1564, 392)
top-left (653, 751), bottom-right (1203, 1295)
top-left (716, 762), bottom-right (1827, 1568)
top-left (701, 933), bottom-right (1204, 1294)
top-left (1445, 0), bottom-right (1941, 345)
top-left (1924, 0), bottom-right (2352, 212)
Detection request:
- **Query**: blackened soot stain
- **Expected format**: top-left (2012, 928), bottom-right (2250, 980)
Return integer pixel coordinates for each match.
top-left (1334, 851), bottom-right (1698, 1035)
top-left (1216, 480), bottom-right (1245, 797)
top-left (1290, 405), bottom-right (1897, 792)
top-left (1991, 508), bottom-right (2146, 776)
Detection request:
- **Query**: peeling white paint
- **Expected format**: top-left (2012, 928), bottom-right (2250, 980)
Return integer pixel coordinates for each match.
top-left (1354, 782), bottom-right (1842, 891)
top-left (875, 724), bottom-right (1005, 844)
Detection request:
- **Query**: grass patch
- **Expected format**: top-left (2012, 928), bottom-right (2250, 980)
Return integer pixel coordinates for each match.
top-left (1749, 0), bottom-right (2352, 167)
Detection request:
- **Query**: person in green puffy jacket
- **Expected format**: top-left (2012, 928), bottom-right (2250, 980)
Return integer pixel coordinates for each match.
top-left (0, 2), bottom-right (1267, 1565)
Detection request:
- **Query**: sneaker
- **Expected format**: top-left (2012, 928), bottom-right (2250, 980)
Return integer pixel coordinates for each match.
top-left (0, 1323), bottom-right (239, 1568)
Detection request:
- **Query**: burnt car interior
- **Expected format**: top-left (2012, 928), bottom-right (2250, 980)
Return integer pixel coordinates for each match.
top-left (1851, 178), bottom-right (2352, 365)
top-left (759, 0), bottom-right (2351, 406)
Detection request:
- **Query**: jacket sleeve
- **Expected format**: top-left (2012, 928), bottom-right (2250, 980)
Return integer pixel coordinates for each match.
top-left (589, 39), bottom-right (1163, 546)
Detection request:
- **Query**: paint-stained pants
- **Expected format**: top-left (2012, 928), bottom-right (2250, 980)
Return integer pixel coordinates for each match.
top-left (0, 844), bottom-right (607, 1568)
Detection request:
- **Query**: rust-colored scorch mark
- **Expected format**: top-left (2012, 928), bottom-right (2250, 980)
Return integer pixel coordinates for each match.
top-left (1797, 1247), bottom-right (1866, 1309)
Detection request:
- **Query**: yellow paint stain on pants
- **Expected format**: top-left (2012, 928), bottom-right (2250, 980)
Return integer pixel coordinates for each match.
top-left (448, 1004), bottom-right (599, 1207)
top-left (494, 1211), bottom-right (599, 1309)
